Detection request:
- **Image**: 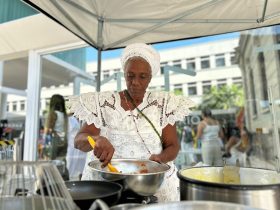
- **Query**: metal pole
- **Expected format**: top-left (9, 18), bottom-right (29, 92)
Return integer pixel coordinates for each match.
top-left (96, 17), bottom-right (104, 92)
top-left (97, 48), bottom-right (102, 91)
top-left (164, 67), bottom-right (170, 91)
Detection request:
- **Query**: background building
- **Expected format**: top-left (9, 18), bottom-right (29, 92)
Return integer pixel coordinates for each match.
top-left (237, 25), bottom-right (280, 162)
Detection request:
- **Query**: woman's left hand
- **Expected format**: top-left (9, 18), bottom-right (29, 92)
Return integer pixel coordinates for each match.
top-left (149, 154), bottom-right (164, 163)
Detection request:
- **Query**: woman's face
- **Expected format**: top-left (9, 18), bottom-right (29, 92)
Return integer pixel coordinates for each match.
top-left (124, 57), bottom-right (152, 97)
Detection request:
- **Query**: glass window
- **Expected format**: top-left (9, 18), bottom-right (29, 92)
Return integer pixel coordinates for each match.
top-left (160, 62), bottom-right (168, 74)
top-left (258, 52), bottom-right (269, 109)
top-left (202, 81), bottom-right (211, 94)
top-left (215, 53), bottom-right (225, 67)
top-left (201, 56), bottom-right (210, 69)
top-left (173, 60), bottom-right (181, 68)
top-left (114, 69), bottom-right (120, 73)
top-left (230, 52), bottom-right (237, 65)
top-left (12, 102), bottom-right (17, 111)
top-left (174, 84), bottom-right (183, 94)
top-left (103, 70), bottom-right (110, 79)
top-left (233, 77), bottom-right (242, 87)
top-left (217, 79), bottom-right (227, 89)
top-left (20, 100), bottom-right (25, 111)
top-left (188, 82), bottom-right (197, 95)
top-left (186, 58), bottom-right (196, 71)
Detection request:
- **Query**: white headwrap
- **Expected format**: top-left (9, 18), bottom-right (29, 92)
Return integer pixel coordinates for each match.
top-left (121, 43), bottom-right (160, 76)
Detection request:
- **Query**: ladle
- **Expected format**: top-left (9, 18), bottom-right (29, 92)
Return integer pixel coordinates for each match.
top-left (87, 136), bottom-right (120, 173)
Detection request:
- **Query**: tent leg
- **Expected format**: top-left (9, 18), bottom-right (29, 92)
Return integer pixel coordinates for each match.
top-left (96, 48), bottom-right (102, 92)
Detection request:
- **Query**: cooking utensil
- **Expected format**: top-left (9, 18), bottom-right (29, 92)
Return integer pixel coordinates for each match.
top-left (87, 136), bottom-right (120, 173)
top-left (130, 201), bottom-right (262, 210)
top-left (0, 161), bottom-right (78, 210)
top-left (65, 180), bottom-right (122, 210)
top-left (178, 166), bottom-right (280, 210)
top-left (223, 159), bottom-right (240, 184)
top-left (88, 159), bottom-right (170, 196)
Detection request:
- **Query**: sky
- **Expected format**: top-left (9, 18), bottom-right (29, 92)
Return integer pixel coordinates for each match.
top-left (86, 32), bottom-right (240, 62)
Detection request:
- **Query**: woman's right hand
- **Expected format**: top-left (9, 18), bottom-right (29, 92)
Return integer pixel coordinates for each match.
top-left (74, 124), bottom-right (115, 166)
top-left (92, 135), bottom-right (115, 167)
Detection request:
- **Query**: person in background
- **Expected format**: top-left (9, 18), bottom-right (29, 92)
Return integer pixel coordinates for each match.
top-left (66, 115), bottom-right (86, 180)
top-left (224, 126), bottom-right (251, 166)
top-left (67, 43), bottom-right (195, 202)
top-left (196, 108), bottom-right (224, 166)
top-left (44, 94), bottom-right (68, 160)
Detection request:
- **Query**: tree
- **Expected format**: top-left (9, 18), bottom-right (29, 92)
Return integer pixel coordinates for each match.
top-left (199, 84), bottom-right (244, 110)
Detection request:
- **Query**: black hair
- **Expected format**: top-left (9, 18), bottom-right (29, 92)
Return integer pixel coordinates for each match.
top-left (202, 108), bottom-right (212, 117)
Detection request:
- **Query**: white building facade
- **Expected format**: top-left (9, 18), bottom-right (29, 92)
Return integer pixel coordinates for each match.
top-left (7, 37), bottom-right (241, 116)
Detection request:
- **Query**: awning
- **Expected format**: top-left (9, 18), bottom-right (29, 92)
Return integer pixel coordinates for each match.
top-left (22, 0), bottom-right (280, 50)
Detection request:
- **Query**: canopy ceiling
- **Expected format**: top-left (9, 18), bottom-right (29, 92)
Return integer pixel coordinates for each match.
top-left (23, 0), bottom-right (280, 50)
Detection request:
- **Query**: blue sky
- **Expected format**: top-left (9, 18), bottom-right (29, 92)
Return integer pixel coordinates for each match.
top-left (86, 32), bottom-right (240, 62)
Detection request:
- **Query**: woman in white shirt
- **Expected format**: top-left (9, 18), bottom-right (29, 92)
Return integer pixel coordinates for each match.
top-left (196, 108), bottom-right (224, 166)
top-left (67, 43), bottom-right (195, 201)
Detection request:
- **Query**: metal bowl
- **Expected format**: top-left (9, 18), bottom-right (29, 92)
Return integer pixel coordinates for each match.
top-left (88, 159), bottom-right (170, 196)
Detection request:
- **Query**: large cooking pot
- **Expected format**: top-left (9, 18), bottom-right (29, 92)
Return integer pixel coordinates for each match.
top-left (130, 201), bottom-right (262, 210)
top-left (178, 166), bottom-right (280, 210)
top-left (37, 181), bottom-right (122, 210)
top-left (88, 159), bottom-right (170, 196)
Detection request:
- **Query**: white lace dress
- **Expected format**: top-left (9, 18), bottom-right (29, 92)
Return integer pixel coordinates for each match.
top-left (67, 91), bottom-right (195, 202)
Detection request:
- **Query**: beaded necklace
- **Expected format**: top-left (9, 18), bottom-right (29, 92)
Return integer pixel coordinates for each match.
top-left (123, 91), bottom-right (152, 154)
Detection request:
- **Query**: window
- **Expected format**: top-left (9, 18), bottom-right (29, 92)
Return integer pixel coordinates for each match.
top-left (215, 53), bottom-right (225, 67)
top-left (202, 80), bottom-right (211, 94)
top-left (173, 60), bottom-right (181, 68)
top-left (258, 52), bottom-right (269, 109)
top-left (249, 69), bottom-right (257, 115)
top-left (103, 70), bottom-right (110, 79)
top-left (160, 62), bottom-right (168, 74)
top-left (233, 77), bottom-right (242, 87)
top-left (201, 56), bottom-right (210, 69)
top-left (217, 79), bottom-right (227, 89)
top-left (12, 102), bottom-right (17, 111)
top-left (230, 52), bottom-right (237, 65)
top-left (114, 69), bottom-right (120, 73)
top-left (20, 100), bottom-right (25, 111)
top-left (186, 58), bottom-right (196, 71)
top-left (188, 82), bottom-right (197, 95)
top-left (6, 103), bottom-right (9, 111)
top-left (174, 84), bottom-right (183, 94)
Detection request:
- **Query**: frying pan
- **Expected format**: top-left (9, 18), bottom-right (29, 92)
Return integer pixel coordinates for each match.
top-left (65, 181), bottom-right (122, 210)
top-left (37, 180), bottom-right (122, 210)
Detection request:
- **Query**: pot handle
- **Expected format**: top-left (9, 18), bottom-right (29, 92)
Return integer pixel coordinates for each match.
top-left (88, 199), bottom-right (110, 210)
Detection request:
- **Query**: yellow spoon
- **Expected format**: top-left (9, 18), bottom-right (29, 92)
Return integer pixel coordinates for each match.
top-left (87, 136), bottom-right (120, 173)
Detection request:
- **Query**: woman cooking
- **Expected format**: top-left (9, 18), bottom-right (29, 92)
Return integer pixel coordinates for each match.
top-left (67, 43), bottom-right (195, 202)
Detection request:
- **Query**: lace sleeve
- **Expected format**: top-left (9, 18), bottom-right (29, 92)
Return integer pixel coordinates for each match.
top-left (66, 92), bottom-right (102, 128)
top-left (162, 93), bottom-right (196, 128)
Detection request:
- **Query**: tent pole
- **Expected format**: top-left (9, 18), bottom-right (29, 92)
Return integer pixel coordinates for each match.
top-left (97, 48), bottom-right (102, 91)
top-left (96, 17), bottom-right (104, 92)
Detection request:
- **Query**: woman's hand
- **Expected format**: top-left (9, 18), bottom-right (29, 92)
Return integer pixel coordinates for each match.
top-left (149, 154), bottom-right (164, 163)
top-left (92, 135), bottom-right (115, 167)
top-left (74, 123), bottom-right (115, 166)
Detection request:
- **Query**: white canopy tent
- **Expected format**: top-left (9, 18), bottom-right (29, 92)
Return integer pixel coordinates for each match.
top-left (2, 0), bottom-right (279, 160)
top-left (23, 0), bottom-right (280, 90)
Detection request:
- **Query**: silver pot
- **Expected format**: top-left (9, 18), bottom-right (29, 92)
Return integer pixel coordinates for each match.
top-left (129, 201), bottom-right (261, 210)
top-left (178, 166), bottom-right (280, 210)
top-left (88, 159), bottom-right (170, 196)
